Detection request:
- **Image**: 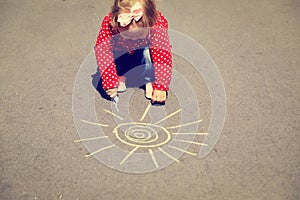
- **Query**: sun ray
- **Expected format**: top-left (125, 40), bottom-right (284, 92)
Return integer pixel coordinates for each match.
top-left (154, 109), bottom-right (182, 125)
top-left (173, 139), bottom-right (208, 146)
top-left (158, 147), bottom-right (180, 163)
top-left (120, 146), bottom-right (139, 165)
top-left (172, 132), bottom-right (208, 135)
top-left (81, 120), bottom-right (110, 127)
top-left (73, 136), bottom-right (109, 143)
top-left (85, 145), bottom-right (115, 158)
top-left (168, 145), bottom-right (197, 156)
top-left (149, 149), bottom-right (159, 168)
top-left (104, 109), bottom-right (123, 121)
top-left (140, 103), bottom-right (152, 121)
top-left (166, 119), bottom-right (203, 130)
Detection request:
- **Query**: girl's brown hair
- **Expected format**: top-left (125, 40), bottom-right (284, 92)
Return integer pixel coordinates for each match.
top-left (111, 0), bottom-right (158, 31)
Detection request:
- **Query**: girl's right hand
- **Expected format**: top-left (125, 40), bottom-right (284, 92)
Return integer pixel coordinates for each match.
top-left (152, 90), bottom-right (167, 103)
top-left (106, 88), bottom-right (118, 98)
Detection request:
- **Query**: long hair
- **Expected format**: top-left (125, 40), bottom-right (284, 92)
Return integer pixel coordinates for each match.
top-left (111, 0), bottom-right (158, 32)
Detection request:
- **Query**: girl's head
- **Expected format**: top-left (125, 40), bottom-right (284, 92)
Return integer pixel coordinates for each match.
top-left (111, 0), bottom-right (158, 32)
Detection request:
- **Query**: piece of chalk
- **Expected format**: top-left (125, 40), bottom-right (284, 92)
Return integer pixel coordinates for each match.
top-left (113, 95), bottom-right (119, 103)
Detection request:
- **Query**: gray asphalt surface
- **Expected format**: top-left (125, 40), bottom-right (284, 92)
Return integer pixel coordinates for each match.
top-left (1, 0), bottom-right (299, 199)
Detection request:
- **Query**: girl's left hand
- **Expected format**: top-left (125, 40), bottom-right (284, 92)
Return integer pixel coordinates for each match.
top-left (106, 88), bottom-right (118, 98)
top-left (152, 90), bottom-right (167, 103)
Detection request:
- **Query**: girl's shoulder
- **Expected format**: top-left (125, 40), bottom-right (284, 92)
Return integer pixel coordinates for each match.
top-left (101, 12), bottom-right (117, 34)
top-left (155, 11), bottom-right (169, 28)
top-left (102, 12), bottom-right (112, 23)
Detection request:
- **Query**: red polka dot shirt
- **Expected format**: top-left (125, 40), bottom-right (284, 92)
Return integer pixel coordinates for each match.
top-left (95, 11), bottom-right (172, 91)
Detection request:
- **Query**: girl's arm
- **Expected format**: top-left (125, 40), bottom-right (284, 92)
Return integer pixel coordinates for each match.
top-left (150, 12), bottom-right (173, 92)
top-left (94, 14), bottom-right (119, 90)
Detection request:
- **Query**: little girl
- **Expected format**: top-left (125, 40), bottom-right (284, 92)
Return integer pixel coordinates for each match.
top-left (95, 0), bottom-right (172, 103)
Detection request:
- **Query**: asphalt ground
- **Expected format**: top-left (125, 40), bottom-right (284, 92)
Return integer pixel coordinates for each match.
top-left (0, 0), bottom-right (299, 199)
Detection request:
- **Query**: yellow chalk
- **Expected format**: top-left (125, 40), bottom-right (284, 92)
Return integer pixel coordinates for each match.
top-left (173, 139), bottom-right (208, 146)
top-left (159, 147), bottom-right (180, 162)
top-left (140, 103), bottom-right (152, 122)
top-left (120, 146), bottom-right (139, 165)
top-left (104, 109), bottom-right (123, 120)
top-left (149, 149), bottom-right (159, 168)
top-left (168, 145), bottom-right (197, 156)
top-left (154, 109), bottom-right (182, 125)
top-left (167, 120), bottom-right (203, 129)
top-left (85, 145), bottom-right (115, 158)
top-left (74, 136), bottom-right (108, 143)
top-left (172, 133), bottom-right (208, 135)
top-left (81, 120), bottom-right (109, 127)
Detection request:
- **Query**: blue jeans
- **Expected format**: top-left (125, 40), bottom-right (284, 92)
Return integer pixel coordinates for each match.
top-left (114, 47), bottom-right (155, 87)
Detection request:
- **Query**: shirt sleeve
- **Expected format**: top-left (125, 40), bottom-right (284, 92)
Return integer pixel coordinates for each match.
top-left (150, 13), bottom-right (173, 91)
top-left (94, 14), bottom-right (119, 90)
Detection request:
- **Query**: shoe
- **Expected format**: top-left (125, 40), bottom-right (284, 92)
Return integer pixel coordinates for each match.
top-left (117, 81), bottom-right (126, 93)
top-left (145, 82), bottom-right (153, 99)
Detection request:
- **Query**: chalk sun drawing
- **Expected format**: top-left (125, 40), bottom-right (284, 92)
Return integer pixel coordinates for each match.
top-left (74, 103), bottom-right (208, 169)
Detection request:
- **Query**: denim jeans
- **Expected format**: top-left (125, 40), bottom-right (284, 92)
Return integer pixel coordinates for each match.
top-left (114, 47), bottom-right (155, 87)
